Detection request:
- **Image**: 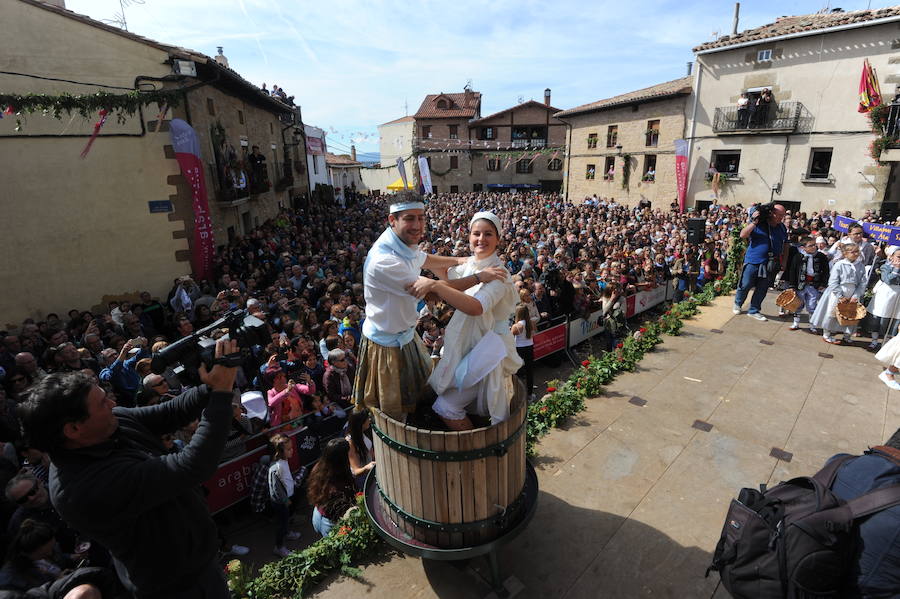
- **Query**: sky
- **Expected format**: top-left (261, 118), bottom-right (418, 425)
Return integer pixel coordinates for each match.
top-left (67, 0), bottom-right (895, 159)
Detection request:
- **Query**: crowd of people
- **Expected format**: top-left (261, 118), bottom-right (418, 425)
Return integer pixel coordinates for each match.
top-left (2, 190), bottom-right (900, 596)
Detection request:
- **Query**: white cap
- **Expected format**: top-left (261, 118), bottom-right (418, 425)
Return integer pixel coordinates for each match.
top-left (470, 211), bottom-right (501, 233)
top-left (389, 200), bottom-right (425, 213)
top-left (887, 245), bottom-right (900, 257)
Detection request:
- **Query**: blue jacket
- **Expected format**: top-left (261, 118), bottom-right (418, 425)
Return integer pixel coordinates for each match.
top-left (830, 447), bottom-right (900, 598)
top-left (99, 348), bottom-right (149, 406)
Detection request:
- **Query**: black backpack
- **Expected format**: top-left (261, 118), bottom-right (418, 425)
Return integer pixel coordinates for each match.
top-left (707, 454), bottom-right (900, 599)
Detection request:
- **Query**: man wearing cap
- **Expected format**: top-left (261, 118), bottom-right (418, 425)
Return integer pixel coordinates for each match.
top-left (353, 193), bottom-right (505, 419)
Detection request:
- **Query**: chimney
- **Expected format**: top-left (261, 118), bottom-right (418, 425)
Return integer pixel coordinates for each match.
top-left (686, 62), bottom-right (693, 76)
top-left (351, 145), bottom-right (357, 162)
top-left (732, 2), bottom-right (740, 36)
top-left (214, 46), bottom-right (229, 68)
top-left (464, 85), bottom-right (473, 107)
top-left (544, 88), bottom-right (552, 107)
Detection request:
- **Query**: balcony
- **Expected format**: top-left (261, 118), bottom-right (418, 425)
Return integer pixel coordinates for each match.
top-left (713, 101), bottom-right (804, 134)
top-left (511, 139), bottom-right (547, 148)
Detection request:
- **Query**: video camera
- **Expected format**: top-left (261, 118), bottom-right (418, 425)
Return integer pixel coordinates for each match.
top-left (752, 202), bottom-right (777, 224)
top-left (151, 309), bottom-right (269, 384)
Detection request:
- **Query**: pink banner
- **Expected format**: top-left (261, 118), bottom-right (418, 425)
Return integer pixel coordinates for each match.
top-left (169, 119), bottom-right (215, 281)
top-left (674, 139), bottom-right (689, 213)
top-left (306, 136), bottom-right (324, 154)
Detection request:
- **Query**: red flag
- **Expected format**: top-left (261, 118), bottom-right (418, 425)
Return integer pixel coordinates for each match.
top-left (858, 59), bottom-right (882, 113)
top-left (79, 109), bottom-right (109, 159)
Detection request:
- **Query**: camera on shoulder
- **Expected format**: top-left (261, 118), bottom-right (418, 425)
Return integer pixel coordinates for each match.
top-left (151, 309), bottom-right (269, 385)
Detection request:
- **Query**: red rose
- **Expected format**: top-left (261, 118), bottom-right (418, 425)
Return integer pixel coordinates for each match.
top-left (616, 343), bottom-right (623, 349)
top-left (540, 405), bottom-right (549, 413)
top-left (546, 386), bottom-right (556, 392)
top-left (639, 327), bottom-right (647, 333)
top-left (581, 360), bottom-right (590, 366)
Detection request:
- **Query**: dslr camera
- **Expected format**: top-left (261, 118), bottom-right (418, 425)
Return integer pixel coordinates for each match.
top-left (151, 309), bottom-right (269, 384)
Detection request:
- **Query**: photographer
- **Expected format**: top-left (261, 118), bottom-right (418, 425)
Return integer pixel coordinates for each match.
top-left (733, 203), bottom-right (787, 321)
top-left (17, 338), bottom-right (240, 599)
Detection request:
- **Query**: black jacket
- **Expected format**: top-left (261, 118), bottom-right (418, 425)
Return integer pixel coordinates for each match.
top-left (785, 250), bottom-right (829, 289)
top-left (49, 385), bottom-right (233, 598)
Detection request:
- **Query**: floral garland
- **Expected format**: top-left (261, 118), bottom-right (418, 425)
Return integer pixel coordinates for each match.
top-left (239, 231), bottom-right (747, 598)
top-left (866, 103), bottom-right (897, 165)
top-left (0, 89), bottom-right (182, 132)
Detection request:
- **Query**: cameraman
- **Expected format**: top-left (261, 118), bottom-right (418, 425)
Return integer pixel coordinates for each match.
top-left (17, 339), bottom-right (239, 599)
top-left (733, 203), bottom-right (787, 321)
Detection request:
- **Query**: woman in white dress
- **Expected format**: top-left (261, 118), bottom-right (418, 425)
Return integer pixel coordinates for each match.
top-left (408, 211), bottom-right (523, 430)
top-left (809, 243), bottom-right (866, 345)
top-left (866, 246), bottom-right (900, 350)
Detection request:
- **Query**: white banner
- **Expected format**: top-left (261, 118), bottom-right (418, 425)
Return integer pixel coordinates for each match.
top-left (626, 283), bottom-right (669, 318)
top-left (418, 156), bottom-right (433, 193)
top-left (568, 311), bottom-right (604, 346)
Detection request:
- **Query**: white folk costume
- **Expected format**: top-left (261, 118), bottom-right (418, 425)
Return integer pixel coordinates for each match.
top-left (809, 257), bottom-right (867, 336)
top-left (429, 214), bottom-right (523, 425)
top-left (867, 246), bottom-right (900, 345)
top-left (353, 201), bottom-right (433, 419)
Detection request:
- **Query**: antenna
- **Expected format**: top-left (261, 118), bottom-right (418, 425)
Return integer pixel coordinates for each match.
top-left (517, 95), bottom-right (524, 104)
top-left (710, 30), bottom-right (720, 40)
top-left (404, 99), bottom-right (408, 116)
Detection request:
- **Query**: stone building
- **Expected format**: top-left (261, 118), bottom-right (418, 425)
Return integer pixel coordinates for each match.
top-left (326, 151), bottom-right (364, 201)
top-left (686, 7), bottom-right (900, 215)
top-left (410, 88), bottom-right (566, 193)
top-left (556, 77), bottom-right (692, 206)
top-left (0, 0), bottom-right (306, 323)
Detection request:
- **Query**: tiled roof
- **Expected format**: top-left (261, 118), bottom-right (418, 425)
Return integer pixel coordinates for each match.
top-left (325, 153), bottom-right (361, 166)
top-left (17, 0), bottom-right (292, 113)
top-left (554, 77), bottom-right (692, 118)
top-left (380, 116), bottom-right (415, 126)
top-left (469, 100), bottom-right (562, 125)
top-left (414, 92), bottom-right (482, 119)
top-left (693, 6), bottom-right (900, 52)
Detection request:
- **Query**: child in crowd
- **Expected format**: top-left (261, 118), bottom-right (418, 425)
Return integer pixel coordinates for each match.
top-left (267, 434), bottom-right (300, 557)
top-left (785, 236), bottom-right (829, 332)
top-left (809, 242), bottom-right (866, 344)
top-left (866, 245), bottom-right (900, 350)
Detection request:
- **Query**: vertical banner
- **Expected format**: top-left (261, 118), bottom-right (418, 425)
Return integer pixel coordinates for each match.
top-left (418, 155), bottom-right (433, 194)
top-left (397, 156), bottom-right (408, 189)
top-left (169, 119), bottom-right (215, 281)
top-left (674, 139), bottom-right (689, 213)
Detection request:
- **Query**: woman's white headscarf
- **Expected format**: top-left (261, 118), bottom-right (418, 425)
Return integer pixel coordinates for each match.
top-left (470, 211), bottom-right (501, 233)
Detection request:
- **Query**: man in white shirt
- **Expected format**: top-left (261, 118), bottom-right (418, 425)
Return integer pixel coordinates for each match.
top-left (829, 224), bottom-right (875, 266)
top-left (353, 194), bottom-right (504, 419)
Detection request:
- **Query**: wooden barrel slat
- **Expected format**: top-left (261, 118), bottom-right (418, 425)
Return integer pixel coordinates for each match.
top-left (373, 378), bottom-right (526, 550)
top-left (432, 431), bottom-right (451, 547)
top-left (404, 423), bottom-right (424, 543)
top-left (417, 428), bottom-right (439, 546)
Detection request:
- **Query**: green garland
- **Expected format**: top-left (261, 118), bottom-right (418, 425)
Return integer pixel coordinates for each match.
top-left (0, 89), bottom-right (182, 131)
top-left (238, 230), bottom-right (748, 598)
top-left (866, 103), bottom-right (897, 165)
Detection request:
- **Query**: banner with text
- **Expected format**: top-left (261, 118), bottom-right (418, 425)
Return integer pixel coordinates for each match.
top-left (568, 311), bottom-right (604, 346)
top-left (306, 137), bottom-right (324, 155)
top-left (418, 156), bottom-right (433, 194)
top-left (833, 215), bottom-right (900, 245)
top-left (170, 119), bottom-right (215, 281)
top-left (674, 139), bottom-right (689, 213)
top-left (533, 322), bottom-right (567, 360)
top-left (625, 283), bottom-right (670, 318)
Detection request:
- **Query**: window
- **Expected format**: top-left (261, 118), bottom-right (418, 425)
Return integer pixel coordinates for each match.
top-left (516, 159), bottom-right (533, 174)
top-left (479, 127), bottom-right (495, 140)
top-left (473, 183), bottom-right (483, 192)
top-left (431, 185), bottom-right (438, 194)
top-left (238, 110), bottom-right (244, 125)
top-left (312, 155), bottom-right (318, 175)
top-left (587, 133), bottom-right (598, 149)
top-left (643, 155), bottom-right (657, 182)
top-left (450, 185), bottom-right (459, 193)
top-left (450, 156), bottom-right (459, 169)
top-left (269, 122), bottom-right (274, 134)
top-left (606, 125), bottom-right (618, 148)
top-left (548, 158), bottom-right (562, 171)
top-left (448, 125), bottom-right (458, 140)
top-left (757, 49), bottom-right (772, 62)
top-left (586, 164), bottom-right (596, 180)
top-left (486, 158), bottom-right (501, 171)
top-left (645, 120), bottom-right (660, 147)
top-left (710, 150), bottom-right (741, 176)
top-left (422, 125), bottom-right (432, 139)
top-left (206, 98), bottom-right (215, 116)
top-left (604, 156), bottom-right (615, 180)
top-left (437, 99), bottom-right (449, 109)
top-left (807, 148), bottom-right (833, 179)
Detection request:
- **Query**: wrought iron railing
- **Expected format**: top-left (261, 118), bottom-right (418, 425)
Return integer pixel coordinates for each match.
top-left (713, 101), bottom-right (803, 133)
